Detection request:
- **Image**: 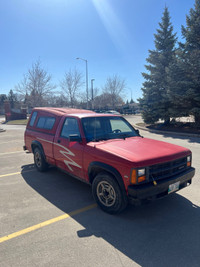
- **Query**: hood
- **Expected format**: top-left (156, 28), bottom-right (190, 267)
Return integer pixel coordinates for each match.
top-left (93, 137), bottom-right (190, 167)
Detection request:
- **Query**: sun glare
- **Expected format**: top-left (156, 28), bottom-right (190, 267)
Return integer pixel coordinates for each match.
top-left (91, 0), bottom-right (131, 52)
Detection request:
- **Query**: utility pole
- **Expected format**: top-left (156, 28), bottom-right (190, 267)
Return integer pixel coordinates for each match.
top-left (91, 79), bottom-right (95, 109)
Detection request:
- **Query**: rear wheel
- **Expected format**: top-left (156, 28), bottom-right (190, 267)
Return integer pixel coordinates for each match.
top-left (92, 172), bottom-right (127, 214)
top-left (34, 147), bottom-right (48, 172)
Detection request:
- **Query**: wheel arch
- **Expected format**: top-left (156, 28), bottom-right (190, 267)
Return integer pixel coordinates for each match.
top-left (31, 140), bottom-right (46, 159)
top-left (88, 162), bottom-right (126, 194)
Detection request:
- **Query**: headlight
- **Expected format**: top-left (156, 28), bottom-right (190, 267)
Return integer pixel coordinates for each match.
top-left (137, 168), bottom-right (146, 183)
top-left (138, 168), bottom-right (145, 177)
top-left (130, 168), bottom-right (146, 184)
top-left (187, 155), bottom-right (191, 167)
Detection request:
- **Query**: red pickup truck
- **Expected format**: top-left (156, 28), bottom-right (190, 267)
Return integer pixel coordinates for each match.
top-left (24, 107), bottom-right (195, 213)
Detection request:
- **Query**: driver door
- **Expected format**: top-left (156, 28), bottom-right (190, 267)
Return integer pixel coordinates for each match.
top-left (54, 117), bottom-right (84, 179)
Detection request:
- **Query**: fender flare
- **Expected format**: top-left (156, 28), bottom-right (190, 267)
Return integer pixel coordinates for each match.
top-left (31, 140), bottom-right (46, 159)
top-left (88, 161), bottom-right (126, 194)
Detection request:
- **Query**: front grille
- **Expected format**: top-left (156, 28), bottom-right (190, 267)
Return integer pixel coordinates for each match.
top-left (149, 157), bottom-right (188, 182)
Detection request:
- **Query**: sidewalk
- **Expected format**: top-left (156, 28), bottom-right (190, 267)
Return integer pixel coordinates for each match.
top-left (135, 124), bottom-right (200, 138)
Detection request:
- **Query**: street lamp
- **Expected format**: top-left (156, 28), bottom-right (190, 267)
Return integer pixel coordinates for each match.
top-left (129, 88), bottom-right (133, 102)
top-left (91, 79), bottom-right (95, 110)
top-left (91, 79), bottom-right (95, 101)
top-left (76, 57), bottom-right (88, 109)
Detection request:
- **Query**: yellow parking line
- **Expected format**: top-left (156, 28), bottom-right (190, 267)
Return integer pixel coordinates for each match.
top-left (0, 140), bottom-right (20, 144)
top-left (0, 151), bottom-right (24, 156)
top-left (0, 203), bottom-right (97, 243)
top-left (0, 170), bottom-right (35, 178)
top-left (0, 172), bottom-right (21, 178)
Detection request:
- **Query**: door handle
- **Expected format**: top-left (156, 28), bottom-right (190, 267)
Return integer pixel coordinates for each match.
top-left (57, 139), bottom-right (61, 143)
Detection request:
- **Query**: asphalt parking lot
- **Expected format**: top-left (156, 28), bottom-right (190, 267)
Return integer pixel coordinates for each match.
top-left (0, 117), bottom-right (200, 267)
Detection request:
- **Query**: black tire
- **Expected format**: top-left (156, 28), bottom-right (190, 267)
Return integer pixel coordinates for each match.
top-left (92, 172), bottom-right (128, 214)
top-left (33, 147), bottom-right (48, 172)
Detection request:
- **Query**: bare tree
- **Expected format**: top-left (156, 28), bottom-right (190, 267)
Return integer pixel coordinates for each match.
top-left (93, 92), bottom-right (124, 110)
top-left (15, 60), bottom-right (56, 107)
top-left (103, 75), bottom-right (126, 109)
top-left (60, 69), bottom-right (83, 107)
top-left (47, 94), bottom-right (68, 107)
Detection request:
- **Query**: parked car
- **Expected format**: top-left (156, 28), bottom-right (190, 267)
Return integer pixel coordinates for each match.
top-left (106, 110), bottom-right (121, 115)
top-left (24, 107), bottom-right (195, 214)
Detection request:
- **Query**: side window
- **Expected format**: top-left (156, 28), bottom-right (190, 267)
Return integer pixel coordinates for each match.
top-left (37, 117), bottom-right (46, 128)
top-left (44, 117), bottom-right (55, 130)
top-left (29, 111), bottom-right (37, 127)
top-left (61, 118), bottom-right (80, 138)
top-left (36, 116), bottom-right (55, 130)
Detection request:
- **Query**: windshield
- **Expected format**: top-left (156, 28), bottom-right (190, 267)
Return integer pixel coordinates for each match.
top-left (82, 116), bottom-right (139, 143)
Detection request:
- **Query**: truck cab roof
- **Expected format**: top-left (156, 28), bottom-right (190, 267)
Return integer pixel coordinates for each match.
top-left (31, 107), bottom-right (121, 119)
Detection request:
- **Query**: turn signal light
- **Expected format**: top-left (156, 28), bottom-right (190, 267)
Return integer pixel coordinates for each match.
top-left (138, 176), bottom-right (146, 183)
top-left (187, 155), bottom-right (191, 167)
top-left (130, 169), bottom-right (137, 184)
top-left (130, 169), bottom-right (146, 184)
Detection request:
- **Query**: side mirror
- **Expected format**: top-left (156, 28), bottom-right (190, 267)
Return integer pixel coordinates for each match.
top-left (69, 134), bottom-right (82, 142)
top-left (135, 129), bottom-right (143, 138)
top-left (135, 129), bottom-right (140, 135)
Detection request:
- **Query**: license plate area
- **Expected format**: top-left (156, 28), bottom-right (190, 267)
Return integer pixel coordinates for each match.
top-left (168, 181), bottom-right (180, 194)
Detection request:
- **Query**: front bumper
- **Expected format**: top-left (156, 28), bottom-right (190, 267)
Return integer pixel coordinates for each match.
top-left (128, 167), bottom-right (195, 204)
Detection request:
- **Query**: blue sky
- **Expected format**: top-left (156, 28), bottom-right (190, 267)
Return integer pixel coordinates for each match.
top-left (0, 0), bottom-right (195, 102)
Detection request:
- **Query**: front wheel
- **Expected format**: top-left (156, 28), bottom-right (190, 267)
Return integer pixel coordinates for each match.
top-left (34, 147), bottom-right (48, 172)
top-left (92, 172), bottom-right (128, 214)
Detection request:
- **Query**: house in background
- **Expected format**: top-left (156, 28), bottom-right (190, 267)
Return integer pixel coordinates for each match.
top-left (4, 100), bottom-right (27, 121)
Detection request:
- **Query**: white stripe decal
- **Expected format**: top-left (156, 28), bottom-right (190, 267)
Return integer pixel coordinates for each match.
top-left (37, 137), bottom-right (82, 172)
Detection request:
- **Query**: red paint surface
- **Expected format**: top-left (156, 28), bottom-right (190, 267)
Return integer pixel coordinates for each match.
top-left (94, 137), bottom-right (190, 167)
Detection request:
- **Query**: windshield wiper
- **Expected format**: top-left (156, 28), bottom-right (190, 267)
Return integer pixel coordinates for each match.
top-left (116, 134), bottom-right (129, 140)
top-left (91, 136), bottom-right (109, 142)
top-left (113, 133), bottom-right (136, 140)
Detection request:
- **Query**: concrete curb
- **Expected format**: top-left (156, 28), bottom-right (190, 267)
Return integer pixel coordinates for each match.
top-left (135, 125), bottom-right (200, 138)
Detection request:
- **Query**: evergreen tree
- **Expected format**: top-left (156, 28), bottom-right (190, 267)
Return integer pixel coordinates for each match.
top-left (139, 7), bottom-right (177, 124)
top-left (169, 0), bottom-right (200, 124)
top-left (0, 94), bottom-right (7, 113)
top-left (8, 89), bottom-right (17, 109)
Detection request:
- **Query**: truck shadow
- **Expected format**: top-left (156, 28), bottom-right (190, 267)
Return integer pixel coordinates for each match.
top-left (21, 164), bottom-right (200, 267)
top-left (149, 131), bottom-right (200, 144)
